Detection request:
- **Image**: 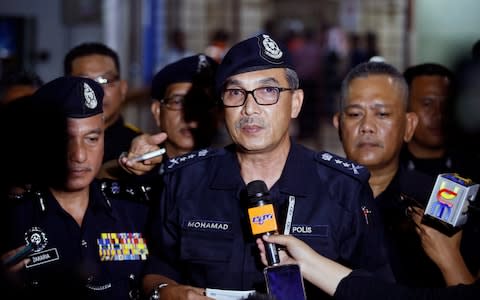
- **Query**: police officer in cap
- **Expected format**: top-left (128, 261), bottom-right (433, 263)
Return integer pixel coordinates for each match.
top-left (0, 76), bottom-right (150, 299)
top-left (105, 54), bottom-right (219, 180)
top-left (140, 33), bottom-right (393, 299)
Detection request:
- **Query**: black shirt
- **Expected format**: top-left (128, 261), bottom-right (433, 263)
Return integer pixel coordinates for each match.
top-left (103, 116), bottom-right (141, 163)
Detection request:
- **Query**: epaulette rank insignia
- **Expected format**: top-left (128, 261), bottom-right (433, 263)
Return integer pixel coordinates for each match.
top-left (164, 148), bottom-right (218, 172)
top-left (97, 232), bottom-right (148, 261)
top-left (100, 180), bottom-right (152, 203)
top-left (315, 151), bottom-right (369, 182)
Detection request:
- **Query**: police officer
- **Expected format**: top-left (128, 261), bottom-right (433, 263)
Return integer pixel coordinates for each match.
top-left (109, 54), bottom-right (219, 180)
top-left (333, 61), bottom-right (480, 287)
top-left (400, 63), bottom-right (478, 181)
top-left (141, 33), bottom-right (393, 299)
top-left (0, 76), bottom-right (150, 299)
top-left (64, 42), bottom-right (141, 163)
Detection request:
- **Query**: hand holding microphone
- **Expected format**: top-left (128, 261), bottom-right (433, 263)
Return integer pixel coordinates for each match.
top-left (423, 173), bottom-right (479, 236)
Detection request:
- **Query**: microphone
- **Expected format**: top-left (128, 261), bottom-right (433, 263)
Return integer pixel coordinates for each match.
top-left (246, 180), bottom-right (280, 266)
top-left (423, 173), bottom-right (479, 236)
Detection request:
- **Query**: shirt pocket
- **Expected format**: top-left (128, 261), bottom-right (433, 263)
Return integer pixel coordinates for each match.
top-left (180, 230), bottom-right (233, 263)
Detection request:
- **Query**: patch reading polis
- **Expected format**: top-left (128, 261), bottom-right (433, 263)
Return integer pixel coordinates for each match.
top-left (259, 34), bottom-right (283, 63)
top-left (184, 219), bottom-right (232, 233)
top-left (97, 233), bottom-right (148, 261)
top-left (291, 225), bottom-right (329, 237)
top-left (24, 227), bottom-right (60, 268)
top-left (83, 82), bottom-right (98, 109)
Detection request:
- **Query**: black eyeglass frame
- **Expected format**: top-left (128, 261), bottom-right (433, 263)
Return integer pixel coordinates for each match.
top-left (160, 94), bottom-right (186, 111)
top-left (221, 86), bottom-right (294, 107)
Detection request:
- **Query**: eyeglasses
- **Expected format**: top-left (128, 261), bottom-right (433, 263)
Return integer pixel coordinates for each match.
top-left (160, 95), bottom-right (185, 110)
top-left (221, 86), bottom-right (294, 107)
top-left (91, 75), bottom-right (120, 87)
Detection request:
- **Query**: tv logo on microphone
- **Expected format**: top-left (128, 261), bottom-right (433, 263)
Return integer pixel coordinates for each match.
top-left (248, 204), bottom-right (278, 235)
top-left (425, 173), bottom-right (479, 228)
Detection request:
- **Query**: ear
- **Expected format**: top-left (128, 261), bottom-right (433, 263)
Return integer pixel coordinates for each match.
top-left (290, 89), bottom-right (304, 118)
top-left (332, 112), bottom-right (340, 129)
top-left (332, 112), bottom-right (343, 141)
top-left (403, 112), bottom-right (418, 142)
top-left (119, 79), bottom-right (128, 102)
top-left (151, 101), bottom-right (161, 127)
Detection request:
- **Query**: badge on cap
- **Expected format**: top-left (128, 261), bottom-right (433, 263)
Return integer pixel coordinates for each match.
top-left (83, 82), bottom-right (98, 109)
top-left (197, 54), bottom-right (210, 73)
top-left (261, 34), bottom-right (283, 60)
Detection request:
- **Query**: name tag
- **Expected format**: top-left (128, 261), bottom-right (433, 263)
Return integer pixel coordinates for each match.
top-left (184, 219), bottom-right (231, 232)
top-left (291, 225), bottom-right (329, 237)
top-left (26, 248), bottom-right (59, 268)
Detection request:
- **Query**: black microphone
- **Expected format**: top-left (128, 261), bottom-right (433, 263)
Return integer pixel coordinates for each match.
top-left (246, 180), bottom-right (280, 266)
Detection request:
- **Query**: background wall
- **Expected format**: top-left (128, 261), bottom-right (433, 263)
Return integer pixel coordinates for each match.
top-left (413, 0), bottom-right (480, 68)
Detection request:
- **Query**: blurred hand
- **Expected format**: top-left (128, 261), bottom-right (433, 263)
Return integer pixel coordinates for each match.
top-left (158, 284), bottom-right (213, 300)
top-left (410, 207), bottom-right (462, 266)
top-left (119, 132), bottom-right (167, 176)
top-left (1, 245), bottom-right (31, 273)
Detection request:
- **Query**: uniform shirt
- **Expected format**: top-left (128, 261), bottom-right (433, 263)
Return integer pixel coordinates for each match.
top-left (335, 269), bottom-right (480, 300)
top-left (1, 179), bottom-right (150, 300)
top-left (103, 116), bottom-right (141, 163)
top-left (375, 167), bottom-right (441, 287)
top-left (145, 142), bottom-right (393, 298)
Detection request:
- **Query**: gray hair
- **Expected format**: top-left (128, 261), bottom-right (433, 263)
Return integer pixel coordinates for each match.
top-left (339, 62), bottom-right (409, 111)
top-left (285, 68), bottom-right (300, 89)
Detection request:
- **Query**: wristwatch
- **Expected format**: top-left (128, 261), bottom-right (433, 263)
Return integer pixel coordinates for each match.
top-left (149, 283), bottom-right (169, 300)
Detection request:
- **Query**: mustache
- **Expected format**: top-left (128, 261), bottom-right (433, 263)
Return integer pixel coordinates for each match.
top-left (235, 117), bottom-right (266, 129)
top-left (355, 139), bottom-right (384, 148)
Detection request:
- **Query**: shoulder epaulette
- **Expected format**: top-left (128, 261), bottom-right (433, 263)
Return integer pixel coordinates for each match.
top-left (163, 148), bottom-right (223, 173)
top-left (315, 151), bottom-right (370, 182)
top-left (7, 186), bottom-right (48, 212)
top-left (99, 179), bottom-right (152, 204)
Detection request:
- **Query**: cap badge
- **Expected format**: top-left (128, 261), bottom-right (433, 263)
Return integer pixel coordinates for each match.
top-left (83, 82), bottom-right (98, 109)
top-left (25, 226), bottom-right (48, 252)
top-left (197, 54), bottom-right (210, 73)
top-left (262, 34), bottom-right (283, 59)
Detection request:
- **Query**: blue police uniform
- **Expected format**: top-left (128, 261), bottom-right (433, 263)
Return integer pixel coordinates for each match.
top-left (1, 179), bottom-right (150, 299)
top-left (0, 76), bottom-right (151, 299)
top-left (144, 143), bottom-right (393, 297)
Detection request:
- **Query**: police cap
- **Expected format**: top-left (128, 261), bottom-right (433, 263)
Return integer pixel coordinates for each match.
top-left (33, 76), bottom-right (103, 118)
top-left (215, 33), bottom-right (294, 93)
top-left (151, 54), bottom-right (217, 100)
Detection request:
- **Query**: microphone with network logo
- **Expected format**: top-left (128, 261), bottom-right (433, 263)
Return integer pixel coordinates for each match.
top-left (245, 180), bottom-right (307, 300)
top-left (246, 180), bottom-right (280, 266)
top-left (423, 173), bottom-right (479, 236)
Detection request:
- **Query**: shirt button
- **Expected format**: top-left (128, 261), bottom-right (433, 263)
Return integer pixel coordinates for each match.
top-left (81, 240), bottom-right (88, 248)
top-left (30, 280), bottom-right (39, 287)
